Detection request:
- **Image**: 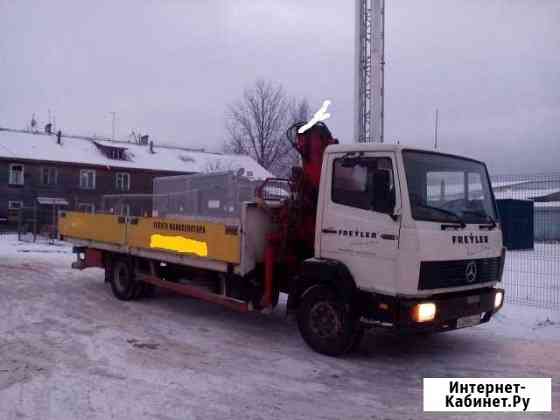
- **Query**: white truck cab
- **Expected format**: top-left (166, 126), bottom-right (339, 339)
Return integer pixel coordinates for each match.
top-left (304, 143), bottom-right (505, 339)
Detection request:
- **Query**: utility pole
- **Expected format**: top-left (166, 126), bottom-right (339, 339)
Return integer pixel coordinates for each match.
top-left (434, 109), bottom-right (439, 149)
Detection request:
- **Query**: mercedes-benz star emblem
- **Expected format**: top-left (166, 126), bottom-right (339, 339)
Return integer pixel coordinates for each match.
top-left (465, 261), bottom-right (478, 283)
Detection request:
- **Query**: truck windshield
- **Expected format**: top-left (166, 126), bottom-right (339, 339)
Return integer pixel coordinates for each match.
top-left (402, 150), bottom-right (497, 224)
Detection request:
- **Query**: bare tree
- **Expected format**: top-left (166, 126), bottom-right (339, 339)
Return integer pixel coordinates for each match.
top-left (289, 97), bottom-right (311, 125)
top-left (277, 97), bottom-right (311, 176)
top-left (225, 80), bottom-right (310, 176)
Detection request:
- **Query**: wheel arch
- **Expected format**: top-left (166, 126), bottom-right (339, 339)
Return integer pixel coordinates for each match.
top-left (289, 258), bottom-right (357, 309)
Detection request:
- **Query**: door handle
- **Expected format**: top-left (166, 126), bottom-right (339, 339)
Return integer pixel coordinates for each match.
top-left (380, 234), bottom-right (397, 241)
top-left (322, 228), bottom-right (337, 234)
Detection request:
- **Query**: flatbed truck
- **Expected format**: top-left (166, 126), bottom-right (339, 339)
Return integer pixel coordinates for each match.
top-left (59, 122), bottom-right (505, 356)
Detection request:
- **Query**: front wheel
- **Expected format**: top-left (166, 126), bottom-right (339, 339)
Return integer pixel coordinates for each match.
top-left (297, 285), bottom-right (359, 357)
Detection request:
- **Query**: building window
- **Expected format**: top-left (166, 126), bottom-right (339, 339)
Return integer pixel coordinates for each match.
top-left (9, 164), bottom-right (24, 185)
top-left (77, 203), bottom-right (95, 213)
top-left (79, 169), bottom-right (96, 189)
top-left (109, 148), bottom-right (126, 160)
top-left (8, 201), bottom-right (23, 210)
top-left (115, 172), bottom-right (130, 191)
top-left (41, 167), bottom-right (58, 185)
top-left (94, 142), bottom-right (128, 160)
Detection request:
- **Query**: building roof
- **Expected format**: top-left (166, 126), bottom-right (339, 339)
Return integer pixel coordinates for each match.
top-left (0, 128), bottom-right (272, 180)
top-left (492, 187), bottom-right (560, 201)
top-left (491, 180), bottom-right (530, 190)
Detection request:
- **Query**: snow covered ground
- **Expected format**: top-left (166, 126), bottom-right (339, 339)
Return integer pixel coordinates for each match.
top-left (0, 234), bottom-right (559, 419)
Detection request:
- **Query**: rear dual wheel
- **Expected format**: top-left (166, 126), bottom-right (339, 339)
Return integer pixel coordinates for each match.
top-left (297, 285), bottom-right (362, 356)
top-left (110, 260), bottom-right (152, 301)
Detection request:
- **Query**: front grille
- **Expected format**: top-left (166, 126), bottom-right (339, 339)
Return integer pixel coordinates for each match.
top-left (418, 257), bottom-right (501, 290)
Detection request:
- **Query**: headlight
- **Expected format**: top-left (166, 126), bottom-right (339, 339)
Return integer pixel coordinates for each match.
top-left (411, 302), bottom-right (437, 322)
top-left (494, 291), bottom-right (504, 309)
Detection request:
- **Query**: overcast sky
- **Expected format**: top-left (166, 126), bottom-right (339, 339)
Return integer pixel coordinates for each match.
top-left (1, 0), bottom-right (558, 174)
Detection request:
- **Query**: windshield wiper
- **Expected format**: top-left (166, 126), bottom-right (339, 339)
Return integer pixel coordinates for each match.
top-left (462, 210), bottom-right (497, 230)
top-left (415, 204), bottom-right (466, 229)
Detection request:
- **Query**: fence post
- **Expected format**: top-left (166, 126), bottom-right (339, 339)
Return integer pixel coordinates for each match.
top-left (17, 208), bottom-right (22, 241)
top-left (52, 204), bottom-right (57, 241)
top-left (33, 201), bottom-right (37, 243)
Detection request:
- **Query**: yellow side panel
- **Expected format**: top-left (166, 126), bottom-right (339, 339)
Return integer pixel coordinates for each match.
top-left (58, 212), bottom-right (126, 244)
top-left (127, 217), bottom-right (241, 264)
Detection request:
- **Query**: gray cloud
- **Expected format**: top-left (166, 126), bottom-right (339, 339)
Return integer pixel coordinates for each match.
top-left (1, 0), bottom-right (558, 174)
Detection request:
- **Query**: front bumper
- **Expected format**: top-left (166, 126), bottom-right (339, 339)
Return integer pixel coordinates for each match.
top-left (358, 287), bottom-right (504, 333)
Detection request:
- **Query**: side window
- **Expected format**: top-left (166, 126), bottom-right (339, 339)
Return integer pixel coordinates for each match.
top-left (332, 157), bottom-right (395, 212)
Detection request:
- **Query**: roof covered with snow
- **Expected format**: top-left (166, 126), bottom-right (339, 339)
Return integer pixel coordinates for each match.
top-left (0, 128), bottom-right (272, 180)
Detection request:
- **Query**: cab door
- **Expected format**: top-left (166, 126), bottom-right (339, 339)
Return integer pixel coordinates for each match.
top-left (319, 152), bottom-right (402, 294)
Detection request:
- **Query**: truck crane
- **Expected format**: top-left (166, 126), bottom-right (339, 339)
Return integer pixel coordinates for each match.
top-left (59, 121), bottom-right (505, 356)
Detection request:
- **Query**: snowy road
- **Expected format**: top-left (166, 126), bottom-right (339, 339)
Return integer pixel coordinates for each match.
top-left (0, 237), bottom-right (559, 420)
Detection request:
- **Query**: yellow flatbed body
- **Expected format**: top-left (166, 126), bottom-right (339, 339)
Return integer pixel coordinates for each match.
top-left (59, 211), bottom-right (241, 265)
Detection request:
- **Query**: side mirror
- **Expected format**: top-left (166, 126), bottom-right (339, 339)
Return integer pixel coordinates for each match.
top-left (372, 169), bottom-right (395, 215)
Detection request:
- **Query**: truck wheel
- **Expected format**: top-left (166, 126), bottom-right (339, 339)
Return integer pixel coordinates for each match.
top-left (132, 281), bottom-right (155, 299)
top-left (297, 285), bottom-right (358, 357)
top-left (350, 327), bottom-right (365, 352)
top-left (110, 260), bottom-right (136, 301)
top-left (142, 283), bottom-right (156, 298)
top-left (133, 281), bottom-right (145, 299)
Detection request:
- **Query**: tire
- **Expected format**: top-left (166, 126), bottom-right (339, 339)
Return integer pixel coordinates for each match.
top-left (132, 281), bottom-right (155, 299)
top-left (133, 281), bottom-right (145, 299)
top-left (142, 283), bottom-right (156, 298)
top-left (104, 266), bottom-right (112, 283)
top-left (110, 260), bottom-right (136, 301)
top-left (297, 285), bottom-right (359, 357)
top-left (349, 327), bottom-right (365, 352)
